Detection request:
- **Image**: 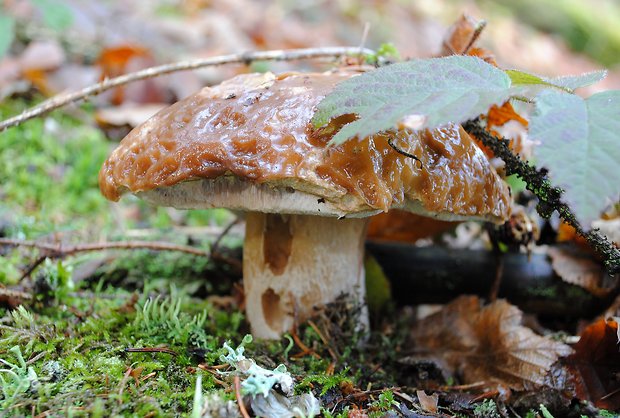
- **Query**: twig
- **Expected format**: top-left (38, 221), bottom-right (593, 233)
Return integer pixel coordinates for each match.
top-left (117, 366), bottom-right (133, 404)
top-left (0, 238), bottom-right (215, 280)
top-left (0, 46), bottom-right (374, 132)
top-left (19, 255), bottom-right (47, 282)
top-left (461, 20), bottom-right (487, 55)
top-left (211, 216), bottom-right (241, 257)
top-left (290, 327), bottom-right (321, 359)
top-left (125, 347), bottom-right (178, 356)
top-left (463, 119), bottom-right (620, 275)
top-left (234, 375), bottom-right (251, 418)
top-left (358, 22), bottom-right (371, 55)
top-left (307, 319), bottom-right (339, 361)
top-left (0, 238), bottom-right (210, 258)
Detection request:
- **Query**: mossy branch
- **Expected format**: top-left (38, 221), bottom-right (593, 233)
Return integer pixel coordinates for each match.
top-left (463, 119), bottom-right (620, 275)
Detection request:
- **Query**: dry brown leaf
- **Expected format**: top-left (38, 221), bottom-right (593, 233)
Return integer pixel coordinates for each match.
top-left (467, 47), bottom-right (498, 67)
top-left (96, 45), bottom-right (166, 105)
top-left (557, 222), bottom-right (590, 248)
top-left (547, 246), bottom-right (612, 297)
top-left (410, 296), bottom-right (573, 391)
top-left (416, 390), bottom-right (439, 413)
top-left (19, 40), bottom-right (66, 72)
top-left (366, 210), bottom-right (457, 243)
top-left (465, 300), bottom-right (572, 390)
top-left (565, 318), bottom-right (620, 410)
top-left (486, 102), bottom-right (528, 129)
top-left (95, 103), bottom-right (167, 128)
top-left (441, 14), bottom-right (484, 55)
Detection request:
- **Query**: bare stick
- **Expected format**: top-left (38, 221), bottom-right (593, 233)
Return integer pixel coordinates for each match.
top-left (0, 238), bottom-right (209, 258)
top-left (125, 347), bottom-right (178, 356)
top-left (234, 376), bottom-right (251, 418)
top-left (209, 216), bottom-right (241, 259)
top-left (0, 46), bottom-right (374, 132)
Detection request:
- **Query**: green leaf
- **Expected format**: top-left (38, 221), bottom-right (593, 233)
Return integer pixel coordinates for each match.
top-left (539, 404), bottom-right (555, 418)
top-left (32, 0), bottom-right (73, 31)
top-left (506, 70), bottom-right (556, 88)
top-left (530, 90), bottom-right (620, 226)
top-left (313, 55), bottom-right (514, 145)
top-left (506, 69), bottom-right (607, 93)
top-left (545, 70), bottom-right (607, 91)
top-left (365, 43), bottom-right (401, 65)
top-left (0, 13), bottom-right (16, 59)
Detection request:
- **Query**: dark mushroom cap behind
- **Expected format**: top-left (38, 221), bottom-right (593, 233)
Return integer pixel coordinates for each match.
top-left (99, 69), bottom-right (510, 222)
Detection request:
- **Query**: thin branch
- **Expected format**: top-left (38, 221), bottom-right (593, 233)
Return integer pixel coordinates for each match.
top-left (234, 376), bottom-right (251, 418)
top-left (463, 119), bottom-right (620, 275)
top-left (0, 238), bottom-right (210, 258)
top-left (209, 216), bottom-right (241, 259)
top-left (125, 347), bottom-right (178, 356)
top-left (0, 46), bottom-right (374, 132)
top-left (19, 255), bottom-right (47, 282)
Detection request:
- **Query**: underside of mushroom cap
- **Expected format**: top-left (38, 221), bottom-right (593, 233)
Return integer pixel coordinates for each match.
top-left (99, 69), bottom-right (511, 223)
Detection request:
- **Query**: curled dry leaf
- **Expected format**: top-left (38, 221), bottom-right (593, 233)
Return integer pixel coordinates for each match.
top-left (416, 390), bottom-right (439, 414)
top-left (441, 14), bottom-right (484, 56)
top-left (409, 296), bottom-right (573, 392)
top-left (486, 101), bottom-right (528, 129)
top-left (547, 246), bottom-right (613, 297)
top-left (565, 318), bottom-right (620, 410)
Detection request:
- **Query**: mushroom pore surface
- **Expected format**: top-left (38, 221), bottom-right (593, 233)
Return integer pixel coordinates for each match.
top-left (99, 69), bottom-right (510, 221)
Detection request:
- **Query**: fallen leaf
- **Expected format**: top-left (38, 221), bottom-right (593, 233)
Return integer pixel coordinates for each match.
top-left (416, 390), bottom-right (438, 413)
top-left (465, 300), bottom-right (572, 390)
top-left (0, 57), bottom-right (21, 90)
top-left (441, 14), bottom-right (485, 55)
top-left (347, 407), bottom-right (369, 418)
top-left (547, 246), bottom-right (612, 297)
top-left (22, 68), bottom-right (52, 95)
top-left (486, 101), bottom-right (528, 129)
top-left (19, 40), bottom-right (65, 71)
top-left (96, 45), bottom-right (149, 78)
top-left (467, 47), bottom-right (498, 67)
top-left (95, 103), bottom-right (167, 128)
top-left (565, 318), bottom-right (620, 410)
top-left (409, 296), bottom-right (573, 392)
top-left (367, 210), bottom-right (457, 243)
top-left (556, 222), bottom-right (590, 250)
top-left (96, 44), bottom-right (166, 105)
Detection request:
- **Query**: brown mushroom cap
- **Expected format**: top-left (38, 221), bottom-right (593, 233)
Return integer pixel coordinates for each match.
top-left (99, 69), bottom-right (510, 222)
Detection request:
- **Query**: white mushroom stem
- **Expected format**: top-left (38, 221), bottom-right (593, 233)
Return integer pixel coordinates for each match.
top-left (243, 212), bottom-right (369, 339)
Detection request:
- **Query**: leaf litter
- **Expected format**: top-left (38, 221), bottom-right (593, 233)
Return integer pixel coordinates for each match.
top-left (408, 296), bottom-right (573, 392)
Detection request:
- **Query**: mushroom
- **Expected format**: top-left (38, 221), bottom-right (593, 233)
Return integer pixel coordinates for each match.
top-left (99, 69), bottom-right (511, 339)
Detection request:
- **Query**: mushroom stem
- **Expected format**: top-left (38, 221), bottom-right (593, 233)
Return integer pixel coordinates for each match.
top-left (243, 212), bottom-right (369, 339)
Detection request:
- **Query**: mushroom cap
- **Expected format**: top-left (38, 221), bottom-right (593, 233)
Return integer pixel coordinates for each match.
top-left (99, 69), bottom-right (510, 222)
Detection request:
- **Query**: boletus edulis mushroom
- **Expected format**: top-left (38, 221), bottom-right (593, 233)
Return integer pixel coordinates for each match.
top-left (99, 68), bottom-right (511, 339)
